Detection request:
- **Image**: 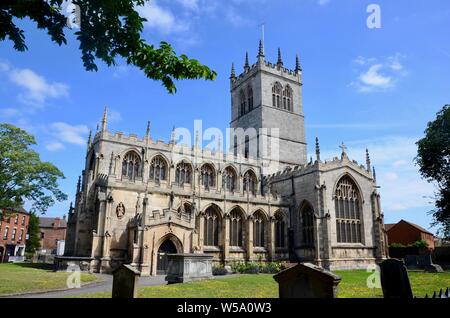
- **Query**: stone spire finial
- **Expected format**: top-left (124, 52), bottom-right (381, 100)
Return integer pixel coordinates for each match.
top-left (195, 130), bottom-right (200, 148)
top-left (76, 175), bottom-right (81, 194)
top-left (217, 136), bottom-right (222, 153)
top-left (277, 48), bottom-right (283, 66)
top-left (373, 166), bottom-right (377, 182)
top-left (87, 129), bottom-right (92, 147)
top-left (340, 142), bottom-right (347, 158)
top-left (230, 63), bottom-right (236, 79)
top-left (258, 39), bottom-right (265, 58)
top-left (171, 126), bottom-right (176, 145)
top-left (295, 54), bottom-right (302, 73)
top-left (366, 149), bottom-right (371, 172)
top-left (69, 201), bottom-right (73, 213)
top-left (244, 51), bottom-right (250, 71)
top-left (315, 137), bottom-right (321, 162)
top-left (101, 106), bottom-right (108, 132)
top-left (146, 121), bottom-right (151, 139)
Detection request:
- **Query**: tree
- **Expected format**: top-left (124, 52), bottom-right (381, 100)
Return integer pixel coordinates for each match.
top-left (0, 0), bottom-right (216, 93)
top-left (26, 212), bottom-right (41, 253)
top-left (0, 123), bottom-right (67, 214)
top-left (416, 105), bottom-right (450, 238)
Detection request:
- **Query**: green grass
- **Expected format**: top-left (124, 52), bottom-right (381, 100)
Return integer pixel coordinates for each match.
top-left (77, 270), bottom-right (450, 299)
top-left (336, 270), bottom-right (450, 298)
top-left (0, 263), bottom-right (98, 296)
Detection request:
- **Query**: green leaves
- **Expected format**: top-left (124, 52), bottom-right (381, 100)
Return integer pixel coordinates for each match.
top-left (415, 105), bottom-right (450, 238)
top-left (0, 123), bottom-right (67, 214)
top-left (0, 0), bottom-right (216, 93)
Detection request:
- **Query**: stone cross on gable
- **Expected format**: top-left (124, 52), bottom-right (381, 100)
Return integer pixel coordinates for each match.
top-left (340, 142), bottom-right (347, 155)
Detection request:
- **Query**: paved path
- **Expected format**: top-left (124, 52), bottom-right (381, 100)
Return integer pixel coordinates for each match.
top-left (6, 274), bottom-right (167, 298)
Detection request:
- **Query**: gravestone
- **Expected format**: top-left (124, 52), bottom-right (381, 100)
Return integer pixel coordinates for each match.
top-left (404, 255), bottom-right (419, 270)
top-left (273, 263), bottom-right (341, 298)
top-left (166, 254), bottom-right (213, 284)
top-left (380, 259), bottom-right (413, 299)
top-left (112, 264), bottom-right (140, 298)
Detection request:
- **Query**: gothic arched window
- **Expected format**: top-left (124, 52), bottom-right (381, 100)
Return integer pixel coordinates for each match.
top-left (253, 211), bottom-right (266, 247)
top-left (275, 212), bottom-right (286, 248)
top-left (283, 85), bottom-right (292, 111)
top-left (244, 170), bottom-right (257, 196)
top-left (300, 203), bottom-right (315, 247)
top-left (149, 156), bottom-right (167, 183)
top-left (175, 161), bottom-right (192, 185)
top-left (222, 166), bottom-right (237, 192)
top-left (204, 206), bottom-right (221, 246)
top-left (201, 164), bottom-right (216, 189)
top-left (247, 86), bottom-right (254, 111)
top-left (335, 176), bottom-right (362, 243)
top-left (122, 151), bottom-right (141, 180)
top-left (272, 82), bottom-right (282, 108)
top-left (239, 90), bottom-right (246, 116)
top-left (244, 136), bottom-right (250, 159)
top-left (178, 202), bottom-right (193, 215)
top-left (229, 208), bottom-right (244, 247)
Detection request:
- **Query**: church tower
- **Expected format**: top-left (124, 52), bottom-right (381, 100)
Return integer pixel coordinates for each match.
top-left (230, 41), bottom-right (307, 172)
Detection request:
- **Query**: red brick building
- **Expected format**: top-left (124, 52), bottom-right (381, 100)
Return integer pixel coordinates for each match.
top-left (385, 220), bottom-right (435, 250)
top-left (38, 216), bottom-right (67, 254)
top-left (0, 208), bottom-right (30, 262)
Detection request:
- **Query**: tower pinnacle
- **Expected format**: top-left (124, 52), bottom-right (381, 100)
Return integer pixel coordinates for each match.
top-left (230, 63), bottom-right (236, 79)
top-left (101, 106), bottom-right (108, 132)
top-left (366, 149), bottom-right (371, 172)
top-left (244, 51), bottom-right (250, 71)
top-left (277, 48), bottom-right (283, 66)
top-left (315, 137), bottom-right (321, 162)
top-left (258, 40), bottom-right (265, 58)
top-left (295, 54), bottom-right (302, 73)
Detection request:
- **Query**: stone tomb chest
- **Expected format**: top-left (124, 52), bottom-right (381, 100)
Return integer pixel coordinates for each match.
top-left (166, 254), bottom-right (213, 284)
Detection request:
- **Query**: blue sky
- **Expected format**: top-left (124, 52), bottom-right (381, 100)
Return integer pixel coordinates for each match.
top-left (0, 0), bottom-right (449, 234)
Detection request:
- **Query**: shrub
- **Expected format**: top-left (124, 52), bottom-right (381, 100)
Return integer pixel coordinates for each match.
top-left (410, 240), bottom-right (429, 248)
top-left (212, 266), bottom-right (228, 276)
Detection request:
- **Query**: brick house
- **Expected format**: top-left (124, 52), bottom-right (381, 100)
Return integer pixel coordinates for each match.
top-left (385, 220), bottom-right (435, 250)
top-left (38, 216), bottom-right (67, 254)
top-left (0, 208), bottom-right (30, 263)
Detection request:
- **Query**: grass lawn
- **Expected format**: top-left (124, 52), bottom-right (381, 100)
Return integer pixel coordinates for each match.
top-left (76, 270), bottom-right (450, 298)
top-left (0, 263), bottom-right (98, 296)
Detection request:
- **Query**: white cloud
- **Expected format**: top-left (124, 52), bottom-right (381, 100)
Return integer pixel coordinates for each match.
top-left (136, 1), bottom-right (190, 35)
top-left (45, 141), bottom-right (65, 152)
top-left (50, 122), bottom-right (89, 146)
top-left (0, 62), bottom-right (69, 106)
top-left (350, 54), bottom-right (406, 93)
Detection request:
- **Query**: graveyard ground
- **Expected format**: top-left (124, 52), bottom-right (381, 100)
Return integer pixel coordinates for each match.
top-left (76, 270), bottom-right (450, 298)
top-left (0, 263), bottom-right (98, 296)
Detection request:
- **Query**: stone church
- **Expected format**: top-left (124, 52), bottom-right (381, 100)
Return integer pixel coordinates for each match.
top-left (64, 42), bottom-right (388, 276)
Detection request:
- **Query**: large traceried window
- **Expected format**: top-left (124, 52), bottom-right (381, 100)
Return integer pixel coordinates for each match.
top-left (201, 164), bottom-right (216, 189)
top-left (274, 212), bottom-right (286, 248)
top-left (335, 176), bottom-right (362, 244)
top-left (283, 85), bottom-right (293, 111)
top-left (229, 208), bottom-right (244, 247)
top-left (244, 170), bottom-right (257, 196)
top-left (239, 90), bottom-right (246, 116)
top-left (247, 86), bottom-right (254, 111)
top-left (272, 82), bottom-right (282, 108)
top-left (300, 203), bottom-right (315, 247)
top-left (222, 167), bottom-right (237, 192)
top-left (253, 211), bottom-right (266, 247)
top-left (175, 161), bottom-right (192, 185)
top-left (122, 151), bottom-right (142, 180)
top-left (149, 156), bottom-right (167, 183)
top-left (204, 206), bottom-right (221, 246)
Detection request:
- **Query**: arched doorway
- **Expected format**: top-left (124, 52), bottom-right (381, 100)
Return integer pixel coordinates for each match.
top-left (157, 239), bottom-right (178, 275)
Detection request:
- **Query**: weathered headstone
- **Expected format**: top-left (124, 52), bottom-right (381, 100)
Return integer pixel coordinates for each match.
top-left (380, 259), bottom-right (413, 299)
top-left (273, 263), bottom-right (341, 298)
top-left (112, 264), bottom-right (140, 298)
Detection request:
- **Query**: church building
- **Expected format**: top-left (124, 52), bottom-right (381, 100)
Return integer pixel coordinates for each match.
top-left (63, 42), bottom-right (388, 275)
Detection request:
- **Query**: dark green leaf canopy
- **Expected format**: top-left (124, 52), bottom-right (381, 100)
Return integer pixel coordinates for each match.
top-left (0, 0), bottom-right (216, 93)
